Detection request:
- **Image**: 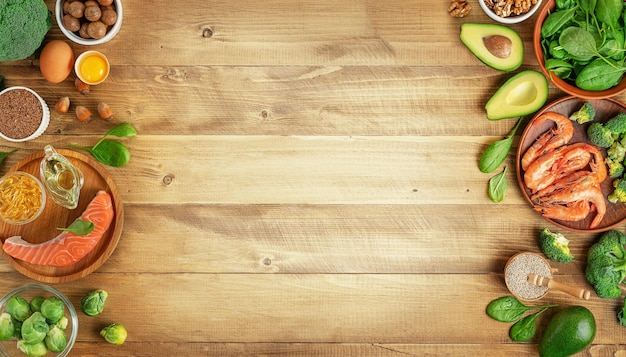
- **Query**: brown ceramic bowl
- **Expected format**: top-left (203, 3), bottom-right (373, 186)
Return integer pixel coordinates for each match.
top-left (516, 96), bottom-right (626, 233)
top-left (533, 0), bottom-right (626, 99)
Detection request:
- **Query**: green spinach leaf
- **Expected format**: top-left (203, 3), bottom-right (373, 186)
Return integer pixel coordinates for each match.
top-left (509, 308), bottom-right (548, 342)
top-left (596, 0), bottom-right (623, 28)
top-left (541, 6), bottom-right (578, 38)
top-left (57, 220), bottom-right (95, 236)
top-left (559, 27), bottom-right (599, 61)
top-left (576, 58), bottom-right (626, 90)
top-left (479, 118), bottom-right (522, 173)
top-left (0, 149), bottom-right (16, 166)
top-left (486, 296), bottom-right (557, 323)
top-left (488, 167), bottom-right (508, 203)
top-left (68, 123), bottom-right (136, 167)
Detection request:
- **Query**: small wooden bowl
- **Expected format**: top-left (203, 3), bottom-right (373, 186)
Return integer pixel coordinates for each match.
top-left (534, 0), bottom-right (626, 99)
top-left (504, 252), bottom-right (552, 301)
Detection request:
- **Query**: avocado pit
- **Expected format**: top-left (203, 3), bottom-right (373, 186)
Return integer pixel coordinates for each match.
top-left (483, 35), bottom-right (512, 59)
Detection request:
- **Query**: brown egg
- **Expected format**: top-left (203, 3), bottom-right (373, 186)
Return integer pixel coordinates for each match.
top-left (39, 40), bottom-right (75, 83)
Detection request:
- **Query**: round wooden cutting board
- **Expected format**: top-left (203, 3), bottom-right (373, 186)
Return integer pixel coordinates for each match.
top-left (0, 148), bottom-right (124, 283)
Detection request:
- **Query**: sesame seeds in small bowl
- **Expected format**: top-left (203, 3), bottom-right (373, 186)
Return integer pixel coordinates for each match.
top-left (0, 87), bottom-right (50, 142)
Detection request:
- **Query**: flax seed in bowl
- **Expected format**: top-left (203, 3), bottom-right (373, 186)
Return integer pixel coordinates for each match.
top-left (0, 87), bottom-right (50, 142)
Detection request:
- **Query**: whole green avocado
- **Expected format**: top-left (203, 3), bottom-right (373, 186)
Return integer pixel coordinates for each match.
top-left (539, 306), bottom-right (596, 357)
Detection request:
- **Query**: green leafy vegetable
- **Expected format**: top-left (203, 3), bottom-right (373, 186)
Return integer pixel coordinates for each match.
top-left (488, 167), bottom-right (508, 203)
top-left (479, 118), bottom-right (522, 173)
top-left (486, 296), bottom-right (557, 323)
top-left (509, 307), bottom-right (549, 342)
top-left (540, 2), bottom-right (626, 91)
top-left (57, 219), bottom-right (95, 236)
top-left (68, 123), bottom-right (136, 167)
top-left (0, 149), bottom-right (17, 166)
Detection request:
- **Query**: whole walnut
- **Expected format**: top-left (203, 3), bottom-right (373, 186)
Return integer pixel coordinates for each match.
top-left (97, 0), bottom-right (114, 5)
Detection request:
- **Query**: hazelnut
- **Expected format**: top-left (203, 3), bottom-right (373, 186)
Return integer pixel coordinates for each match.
top-left (87, 21), bottom-right (107, 39)
top-left (84, 5), bottom-right (102, 22)
top-left (100, 8), bottom-right (117, 26)
top-left (62, 14), bottom-right (81, 32)
top-left (79, 22), bottom-right (91, 39)
top-left (67, 1), bottom-right (85, 18)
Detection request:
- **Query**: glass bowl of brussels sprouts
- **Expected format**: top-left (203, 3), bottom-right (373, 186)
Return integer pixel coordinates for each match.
top-left (0, 284), bottom-right (78, 356)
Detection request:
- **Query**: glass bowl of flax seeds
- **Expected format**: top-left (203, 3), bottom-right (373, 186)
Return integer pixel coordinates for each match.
top-left (0, 86), bottom-right (50, 142)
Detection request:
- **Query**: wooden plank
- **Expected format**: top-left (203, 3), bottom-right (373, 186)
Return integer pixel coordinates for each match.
top-left (95, 203), bottom-right (593, 275)
top-left (0, 273), bottom-right (619, 346)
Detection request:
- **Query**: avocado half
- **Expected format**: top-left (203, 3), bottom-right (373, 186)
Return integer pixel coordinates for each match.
top-left (485, 70), bottom-right (549, 120)
top-left (460, 23), bottom-right (523, 72)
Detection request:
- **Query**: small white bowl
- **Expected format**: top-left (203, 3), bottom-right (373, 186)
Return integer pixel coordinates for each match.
top-left (55, 0), bottom-right (123, 45)
top-left (74, 50), bottom-right (110, 85)
top-left (479, 0), bottom-right (542, 24)
top-left (0, 86), bottom-right (50, 142)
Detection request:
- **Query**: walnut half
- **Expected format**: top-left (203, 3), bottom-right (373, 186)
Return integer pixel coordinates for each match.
top-left (449, 0), bottom-right (472, 18)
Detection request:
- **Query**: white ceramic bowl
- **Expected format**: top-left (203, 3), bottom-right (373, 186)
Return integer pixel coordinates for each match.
top-left (0, 86), bottom-right (50, 143)
top-left (74, 50), bottom-right (110, 85)
top-left (55, 0), bottom-right (123, 45)
top-left (0, 284), bottom-right (78, 357)
top-left (479, 0), bottom-right (542, 24)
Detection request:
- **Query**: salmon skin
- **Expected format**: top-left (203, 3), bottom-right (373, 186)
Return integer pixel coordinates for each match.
top-left (2, 190), bottom-right (114, 267)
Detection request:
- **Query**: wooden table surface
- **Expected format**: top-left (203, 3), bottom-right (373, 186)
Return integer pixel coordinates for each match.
top-left (1, 0), bottom-right (625, 355)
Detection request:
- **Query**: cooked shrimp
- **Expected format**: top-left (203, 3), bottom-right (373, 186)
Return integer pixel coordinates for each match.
top-left (521, 112), bottom-right (575, 170)
top-left (534, 185), bottom-right (606, 229)
top-left (534, 200), bottom-right (591, 223)
top-left (524, 143), bottom-right (590, 192)
top-left (531, 170), bottom-right (591, 200)
top-left (584, 143), bottom-right (607, 185)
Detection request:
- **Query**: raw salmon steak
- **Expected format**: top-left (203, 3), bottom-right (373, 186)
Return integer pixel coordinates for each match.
top-left (2, 190), bottom-right (114, 267)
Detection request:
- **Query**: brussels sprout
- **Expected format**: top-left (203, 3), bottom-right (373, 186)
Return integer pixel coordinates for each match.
top-left (17, 340), bottom-right (48, 357)
top-left (55, 316), bottom-right (69, 330)
top-left (21, 312), bottom-right (48, 344)
top-left (12, 318), bottom-right (23, 339)
top-left (100, 323), bottom-right (127, 345)
top-left (81, 290), bottom-right (107, 316)
top-left (44, 325), bottom-right (67, 352)
top-left (40, 296), bottom-right (64, 323)
top-left (6, 296), bottom-right (31, 321)
top-left (29, 296), bottom-right (45, 313)
top-left (0, 312), bottom-right (14, 341)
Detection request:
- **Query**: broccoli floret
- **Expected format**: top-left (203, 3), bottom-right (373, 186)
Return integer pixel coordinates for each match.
top-left (0, 0), bottom-right (52, 61)
top-left (587, 122), bottom-right (616, 148)
top-left (617, 297), bottom-right (626, 327)
top-left (608, 141), bottom-right (626, 162)
top-left (607, 158), bottom-right (625, 179)
top-left (609, 179), bottom-right (626, 203)
top-left (570, 102), bottom-right (596, 124)
top-left (585, 230), bottom-right (626, 298)
top-left (538, 228), bottom-right (574, 263)
top-left (606, 113), bottom-right (626, 134)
